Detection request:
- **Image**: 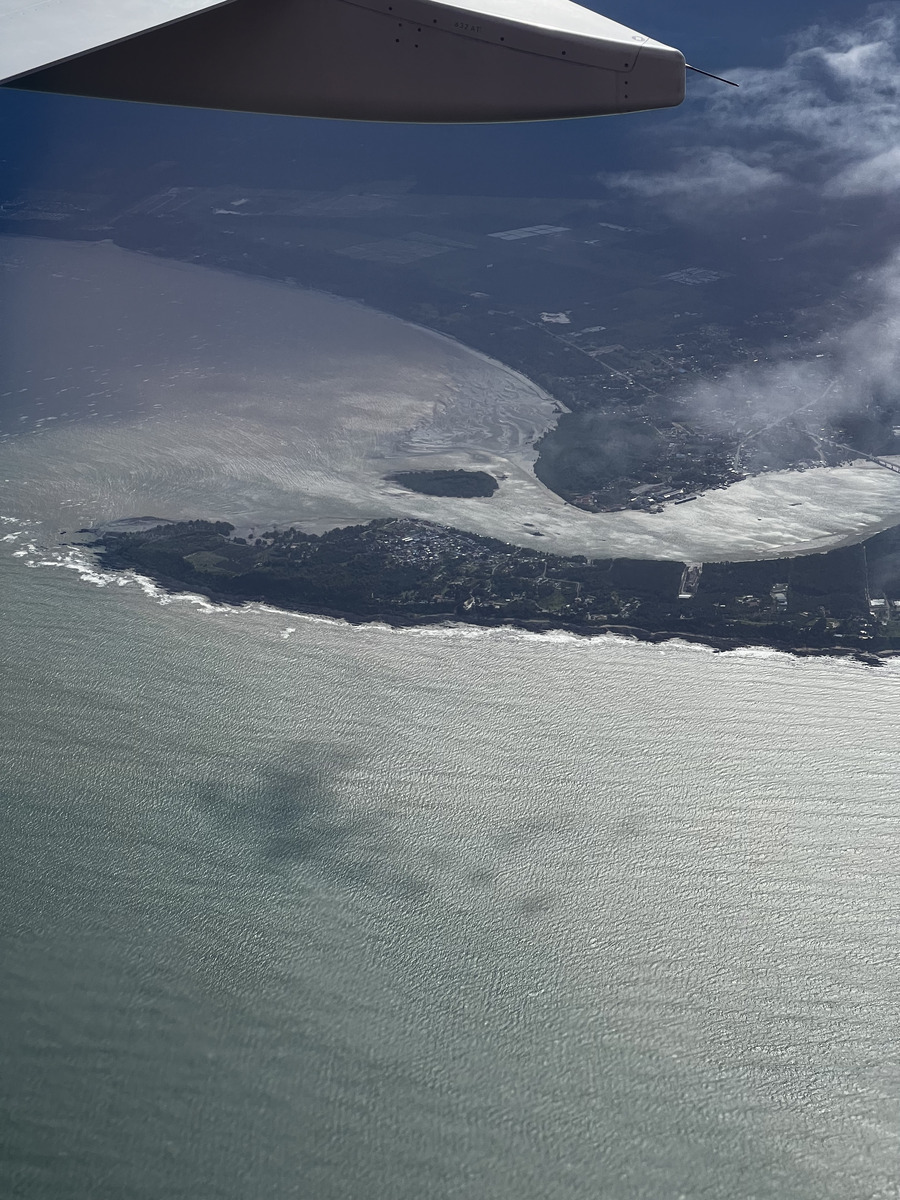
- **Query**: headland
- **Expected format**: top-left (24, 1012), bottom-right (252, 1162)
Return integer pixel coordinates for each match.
top-left (89, 516), bottom-right (900, 663)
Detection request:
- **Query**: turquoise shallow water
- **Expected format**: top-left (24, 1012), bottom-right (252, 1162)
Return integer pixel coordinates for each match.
top-left (1, 534), bottom-right (898, 1200)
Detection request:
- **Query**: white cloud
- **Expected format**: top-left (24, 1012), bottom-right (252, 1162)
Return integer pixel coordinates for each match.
top-left (682, 246), bottom-right (900, 431)
top-left (612, 149), bottom-right (785, 216)
top-left (830, 144), bottom-right (900, 197)
top-left (609, 7), bottom-right (900, 212)
top-left (606, 8), bottom-right (900, 429)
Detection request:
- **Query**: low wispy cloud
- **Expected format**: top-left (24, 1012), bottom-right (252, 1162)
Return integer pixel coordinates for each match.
top-left (686, 247), bottom-right (900, 430)
top-left (618, 147), bottom-right (786, 212)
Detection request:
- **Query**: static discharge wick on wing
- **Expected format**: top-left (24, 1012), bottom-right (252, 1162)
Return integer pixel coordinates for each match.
top-left (686, 64), bottom-right (740, 87)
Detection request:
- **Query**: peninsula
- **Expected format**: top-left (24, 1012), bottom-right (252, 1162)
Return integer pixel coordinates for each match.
top-left (90, 516), bottom-right (900, 661)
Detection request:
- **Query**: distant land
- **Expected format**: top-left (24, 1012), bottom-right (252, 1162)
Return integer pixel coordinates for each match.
top-left (5, 179), bottom-right (900, 515)
top-left (10, 175), bottom-right (900, 652)
top-left (89, 517), bottom-right (900, 663)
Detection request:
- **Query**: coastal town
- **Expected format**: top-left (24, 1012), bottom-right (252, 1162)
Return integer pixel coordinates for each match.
top-left (92, 514), bottom-right (900, 660)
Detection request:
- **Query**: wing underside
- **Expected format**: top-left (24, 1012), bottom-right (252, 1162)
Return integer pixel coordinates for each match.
top-left (1, 0), bottom-right (685, 122)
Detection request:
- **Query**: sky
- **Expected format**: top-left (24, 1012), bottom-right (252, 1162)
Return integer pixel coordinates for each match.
top-left (0, 0), bottom-right (876, 199)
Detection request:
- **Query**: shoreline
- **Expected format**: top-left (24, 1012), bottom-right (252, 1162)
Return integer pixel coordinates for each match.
top-left (93, 555), bottom-right (890, 668)
top-left (84, 514), bottom-right (900, 666)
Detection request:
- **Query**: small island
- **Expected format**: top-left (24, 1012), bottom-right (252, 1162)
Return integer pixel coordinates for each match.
top-left (88, 516), bottom-right (900, 662)
top-left (386, 469), bottom-right (498, 498)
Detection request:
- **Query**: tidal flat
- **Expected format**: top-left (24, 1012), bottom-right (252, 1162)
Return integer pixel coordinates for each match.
top-left (4, 236), bottom-right (900, 564)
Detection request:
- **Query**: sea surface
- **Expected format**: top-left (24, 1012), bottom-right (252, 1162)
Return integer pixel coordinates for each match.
top-left (2, 539), bottom-right (899, 1200)
top-left (1, 235), bottom-right (899, 1200)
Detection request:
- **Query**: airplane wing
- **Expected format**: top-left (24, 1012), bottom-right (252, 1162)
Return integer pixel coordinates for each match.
top-left (1, 0), bottom-right (685, 122)
top-left (0, 1), bottom-right (233, 86)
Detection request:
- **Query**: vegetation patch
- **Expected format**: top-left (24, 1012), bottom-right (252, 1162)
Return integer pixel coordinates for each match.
top-left (185, 550), bottom-right (236, 574)
top-left (386, 469), bottom-right (498, 498)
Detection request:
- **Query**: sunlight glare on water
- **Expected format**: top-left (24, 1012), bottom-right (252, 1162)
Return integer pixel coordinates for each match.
top-left (1, 543), bottom-right (898, 1200)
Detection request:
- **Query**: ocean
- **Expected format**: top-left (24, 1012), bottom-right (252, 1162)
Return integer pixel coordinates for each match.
top-left (1, 236), bottom-right (899, 1200)
top-left (2, 542), bottom-right (898, 1199)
